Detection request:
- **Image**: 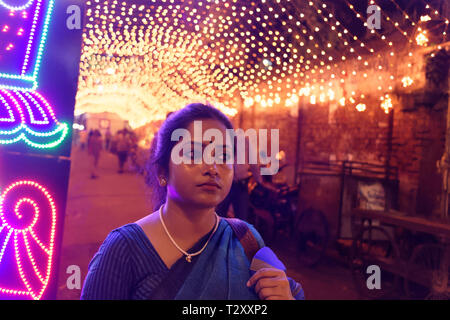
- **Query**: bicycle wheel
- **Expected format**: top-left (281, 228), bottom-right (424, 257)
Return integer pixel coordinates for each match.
top-left (350, 226), bottom-right (400, 299)
top-left (295, 208), bottom-right (329, 267)
top-left (404, 243), bottom-right (449, 300)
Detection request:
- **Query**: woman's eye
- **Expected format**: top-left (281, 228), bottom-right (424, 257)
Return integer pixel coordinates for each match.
top-left (187, 149), bottom-right (202, 160)
top-left (216, 152), bottom-right (231, 163)
top-left (221, 152), bottom-right (230, 161)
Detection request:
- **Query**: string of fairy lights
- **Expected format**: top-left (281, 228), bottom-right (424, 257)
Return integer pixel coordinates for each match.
top-left (75, 0), bottom-right (449, 128)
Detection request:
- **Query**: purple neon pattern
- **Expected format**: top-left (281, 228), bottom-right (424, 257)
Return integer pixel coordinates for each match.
top-left (0, 0), bottom-right (54, 91)
top-left (0, 180), bottom-right (57, 300)
top-left (0, 89), bottom-right (68, 148)
top-left (0, 0), bottom-right (69, 149)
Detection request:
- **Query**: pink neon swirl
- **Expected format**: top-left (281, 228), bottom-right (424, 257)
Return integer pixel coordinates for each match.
top-left (0, 180), bottom-right (57, 300)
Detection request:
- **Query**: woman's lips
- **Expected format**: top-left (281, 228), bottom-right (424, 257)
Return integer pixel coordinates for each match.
top-left (197, 182), bottom-right (221, 190)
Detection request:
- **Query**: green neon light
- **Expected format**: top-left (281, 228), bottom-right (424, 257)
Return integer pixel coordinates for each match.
top-left (31, 0), bottom-right (54, 81)
top-left (0, 122), bottom-right (68, 149)
top-left (0, 74), bottom-right (34, 81)
top-left (0, 125), bottom-right (22, 135)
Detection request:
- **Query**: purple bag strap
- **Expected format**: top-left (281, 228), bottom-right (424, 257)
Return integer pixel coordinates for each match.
top-left (223, 218), bottom-right (260, 261)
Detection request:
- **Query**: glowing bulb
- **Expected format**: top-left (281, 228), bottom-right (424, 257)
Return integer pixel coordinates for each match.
top-left (381, 96), bottom-right (393, 114)
top-left (416, 32), bottom-right (429, 46)
top-left (244, 97), bottom-right (254, 108)
top-left (356, 103), bottom-right (366, 112)
top-left (401, 76), bottom-right (413, 87)
top-left (328, 89), bottom-right (335, 101)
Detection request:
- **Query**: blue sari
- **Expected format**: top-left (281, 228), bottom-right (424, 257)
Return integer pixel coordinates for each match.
top-left (81, 219), bottom-right (304, 300)
top-left (174, 219), bottom-right (264, 299)
top-left (148, 219), bottom-right (263, 300)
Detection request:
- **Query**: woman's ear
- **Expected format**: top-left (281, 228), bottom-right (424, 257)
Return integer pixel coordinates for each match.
top-left (156, 166), bottom-right (168, 187)
top-left (159, 177), bottom-right (167, 187)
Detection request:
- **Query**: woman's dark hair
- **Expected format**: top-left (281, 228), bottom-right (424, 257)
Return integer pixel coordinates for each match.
top-left (146, 103), bottom-right (235, 210)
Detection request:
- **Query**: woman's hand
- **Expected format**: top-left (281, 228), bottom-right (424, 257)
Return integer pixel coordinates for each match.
top-left (247, 268), bottom-right (294, 300)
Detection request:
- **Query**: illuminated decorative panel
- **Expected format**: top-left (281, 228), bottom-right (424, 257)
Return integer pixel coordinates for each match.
top-left (0, 0), bottom-right (82, 300)
top-left (0, 153), bottom-right (70, 300)
top-left (0, 89), bottom-right (68, 148)
top-left (0, 0), bottom-right (54, 91)
top-left (0, 0), bottom-right (70, 150)
top-left (0, 180), bottom-right (57, 300)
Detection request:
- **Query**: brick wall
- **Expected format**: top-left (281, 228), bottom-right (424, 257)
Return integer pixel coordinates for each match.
top-left (236, 48), bottom-right (447, 217)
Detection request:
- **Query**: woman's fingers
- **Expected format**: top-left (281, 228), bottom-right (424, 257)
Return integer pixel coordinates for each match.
top-left (247, 268), bottom-right (284, 287)
top-left (247, 268), bottom-right (294, 300)
top-left (254, 277), bottom-right (283, 295)
top-left (258, 287), bottom-right (281, 300)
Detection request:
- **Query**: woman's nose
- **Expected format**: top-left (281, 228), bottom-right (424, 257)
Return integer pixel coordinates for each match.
top-left (204, 162), bottom-right (218, 176)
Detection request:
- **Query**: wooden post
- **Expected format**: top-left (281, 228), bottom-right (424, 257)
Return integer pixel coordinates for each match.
top-left (294, 99), bottom-right (303, 185)
top-left (385, 108), bottom-right (394, 181)
top-left (440, 70), bottom-right (450, 219)
top-left (251, 99), bottom-right (255, 129)
top-left (237, 93), bottom-right (244, 129)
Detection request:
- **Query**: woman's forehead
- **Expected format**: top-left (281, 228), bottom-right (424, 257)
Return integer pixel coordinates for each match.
top-left (185, 119), bottom-right (228, 131)
top-left (182, 119), bottom-right (234, 148)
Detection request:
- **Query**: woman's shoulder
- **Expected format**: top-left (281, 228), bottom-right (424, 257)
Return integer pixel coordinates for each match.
top-left (98, 223), bottom-right (166, 270)
top-left (221, 218), bottom-right (265, 249)
top-left (97, 224), bottom-right (137, 254)
top-left (97, 223), bottom-right (155, 257)
top-left (110, 222), bottom-right (157, 249)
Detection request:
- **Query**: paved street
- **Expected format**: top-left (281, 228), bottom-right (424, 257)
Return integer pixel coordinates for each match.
top-left (56, 145), bottom-right (359, 300)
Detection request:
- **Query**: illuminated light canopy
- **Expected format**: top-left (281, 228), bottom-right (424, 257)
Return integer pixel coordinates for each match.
top-left (76, 0), bottom-right (447, 123)
top-left (0, 180), bottom-right (57, 300)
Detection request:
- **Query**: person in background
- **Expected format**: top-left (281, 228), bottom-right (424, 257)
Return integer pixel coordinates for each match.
top-left (79, 129), bottom-right (88, 150)
top-left (115, 129), bottom-right (131, 173)
top-left (87, 129), bottom-right (93, 146)
top-left (88, 130), bottom-right (103, 179)
top-left (216, 137), bottom-right (254, 221)
top-left (105, 128), bottom-right (112, 151)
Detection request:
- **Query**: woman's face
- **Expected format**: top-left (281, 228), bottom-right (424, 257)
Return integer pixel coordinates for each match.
top-left (166, 119), bottom-right (234, 209)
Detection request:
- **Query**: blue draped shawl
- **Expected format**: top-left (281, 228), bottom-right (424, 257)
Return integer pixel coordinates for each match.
top-left (81, 219), bottom-right (303, 300)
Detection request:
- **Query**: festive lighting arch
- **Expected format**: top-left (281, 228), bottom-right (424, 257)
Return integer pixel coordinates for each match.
top-left (78, 0), bottom-right (448, 120)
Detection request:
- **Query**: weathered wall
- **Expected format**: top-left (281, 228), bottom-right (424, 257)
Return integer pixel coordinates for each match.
top-left (237, 46), bottom-right (448, 218)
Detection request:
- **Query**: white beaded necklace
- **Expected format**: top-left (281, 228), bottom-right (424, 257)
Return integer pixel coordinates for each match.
top-left (159, 206), bottom-right (220, 263)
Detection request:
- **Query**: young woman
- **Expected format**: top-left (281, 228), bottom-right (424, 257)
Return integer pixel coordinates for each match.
top-left (81, 103), bottom-right (303, 300)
